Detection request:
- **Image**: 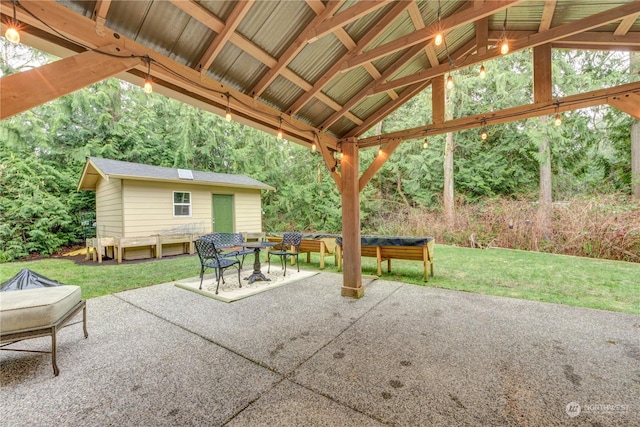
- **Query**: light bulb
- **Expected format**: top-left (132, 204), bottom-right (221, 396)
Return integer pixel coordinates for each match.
top-left (277, 129), bottom-right (283, 140)
top-left (481, 129), bottom-right (488, 140)
top-left (446, 75), bottom-right (454, 90)
top-left (435, 33), bottom-right (443, 46)
top-left (554, 114), bottom-right (562, 126)
top-left (225, 108), bottom-right (232, 122)
top-left (311, 143), bottom-right (316, 153)
top-left (423, 139), bottom-right (428, 149)
top-left (143, 79), bottom-right (153, 94)
top-left (5, 26), bottom-right (19, 44)
top-left (479, 65), bottom-right (486, 79)
top-left (500, 40), bottom-right (509, 55)
top-left (377, 147), bottom-right (383, 157)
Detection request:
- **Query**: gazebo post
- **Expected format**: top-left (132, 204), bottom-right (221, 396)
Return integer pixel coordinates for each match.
top-left (340, 138), bottom-right (364, 298)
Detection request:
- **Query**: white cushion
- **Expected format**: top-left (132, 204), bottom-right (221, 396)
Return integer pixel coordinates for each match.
top-left (0, 286), bottom-right (82, 333)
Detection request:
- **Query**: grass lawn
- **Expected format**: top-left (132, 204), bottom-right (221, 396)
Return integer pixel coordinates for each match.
top-left (0, 245), bottom-right (638, 314)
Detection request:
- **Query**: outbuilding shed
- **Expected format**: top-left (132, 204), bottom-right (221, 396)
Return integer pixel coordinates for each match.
top-left (78, 157), bottom-right (274, 262)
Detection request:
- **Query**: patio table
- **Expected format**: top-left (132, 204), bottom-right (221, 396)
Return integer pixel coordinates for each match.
top-left (242, 241), bottom-right (278, 284)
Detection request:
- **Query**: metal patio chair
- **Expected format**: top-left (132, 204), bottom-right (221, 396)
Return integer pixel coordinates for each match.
top-left (194, 238), bottom-right (241, 294)
top-left (201, 232), bottom-right (253, 269)
top-left (267, 232), bottom-right (302, 277)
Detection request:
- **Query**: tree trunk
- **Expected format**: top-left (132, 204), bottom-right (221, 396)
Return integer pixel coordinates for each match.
top-left (538, 116), bottom-right (553, 240)
top-left (632, 121), bottom-right (640, 199)
top-left (443, 131), bottom-right (455, 230)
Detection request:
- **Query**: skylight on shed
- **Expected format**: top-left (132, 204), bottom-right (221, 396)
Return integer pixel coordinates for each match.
top-left (177, 169), bottom-right (193, 180)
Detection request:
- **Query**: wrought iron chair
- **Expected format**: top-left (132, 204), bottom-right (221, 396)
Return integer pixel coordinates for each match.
top-left (201, 233), bottom-right (253, 269)
top-left (194, 239), bottom-right (241, 294)
top-left (267, 232), bottom-right (302, 277)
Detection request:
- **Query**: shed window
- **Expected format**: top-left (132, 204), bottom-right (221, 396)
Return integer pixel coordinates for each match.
top-left (173, 192), bottom-right (191, 217)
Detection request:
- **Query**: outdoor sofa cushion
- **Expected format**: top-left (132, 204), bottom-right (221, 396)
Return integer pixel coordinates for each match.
top-left (0, 285), bottom-right (82, 333)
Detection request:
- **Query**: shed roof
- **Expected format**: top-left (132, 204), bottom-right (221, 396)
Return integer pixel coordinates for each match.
top-left (78, 157), bottom-right (275, 192)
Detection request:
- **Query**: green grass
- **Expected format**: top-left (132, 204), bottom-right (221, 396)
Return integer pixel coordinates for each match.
top-left (1, 245), bottom-right (638, 314)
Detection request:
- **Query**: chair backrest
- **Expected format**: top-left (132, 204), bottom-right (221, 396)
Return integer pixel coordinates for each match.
top-left (194, 239), bottom-right (221, 263)
top-left (205, 232), bottom-right (245, 249)
top-left (281, 232), bottom-right (302, 251)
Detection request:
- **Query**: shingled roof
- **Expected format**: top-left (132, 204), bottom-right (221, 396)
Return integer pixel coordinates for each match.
top-left (78, 157), bottom-right (274, 192)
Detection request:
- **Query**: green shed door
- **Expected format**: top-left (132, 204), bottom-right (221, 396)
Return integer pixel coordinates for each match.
top-left (212, 194), bottom-right (234, 232)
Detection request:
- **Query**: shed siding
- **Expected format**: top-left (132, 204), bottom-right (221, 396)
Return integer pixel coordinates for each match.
top-left (234, 190), bottom-right (263, 233)
top-left (121, 180), bottom-right (263, 236)
top-left (96, 178), bottom-right (123, 237)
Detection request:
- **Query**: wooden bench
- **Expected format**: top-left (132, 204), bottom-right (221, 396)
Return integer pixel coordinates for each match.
top-left (266, 234), bottom-right (337, 269)
top-left (336, 236), bottom-right (434, 281)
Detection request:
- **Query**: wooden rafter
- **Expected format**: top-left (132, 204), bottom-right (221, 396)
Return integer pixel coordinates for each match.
top-left (197, 0), bottom-right (254, 73)
top-left (288, 1), bottom-right (411, 116)
top-left (539, 0), bottom-right (557, 32)
top-left (251, 0), bottom-right (342, 98)
top-left (168, 0), bottom-right (277, 69)
top-left (92, 0), bottom-right (111, 36)
top-left (306, 0), bottom-right (393, 43)
top-left (371, 1), bottom-right (640, 94)
top-left (614, 12), bottom-right (639, 35)
top-left (357, 81), bottom-right (640, 148)
top-left (341, 0), bottom-right (523, 73)
top-left (487, 31), bottom-right (640, 49)
top-left (319, 43), bottom-right (427, 131)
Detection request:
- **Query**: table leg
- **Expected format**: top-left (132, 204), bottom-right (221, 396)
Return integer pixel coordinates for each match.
top-left (244, 248), bottom-right (271, 284)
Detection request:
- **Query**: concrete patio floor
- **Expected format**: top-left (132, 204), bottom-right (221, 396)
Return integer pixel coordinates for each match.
top-left (1, 272), bottom-right (638, 426)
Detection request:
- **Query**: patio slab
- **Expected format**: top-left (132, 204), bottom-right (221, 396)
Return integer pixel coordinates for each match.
top-left (1, 272), bottom-right (638, 426)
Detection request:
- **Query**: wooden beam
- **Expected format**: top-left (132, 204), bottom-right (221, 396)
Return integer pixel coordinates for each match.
top-left (319, 43), bottom-right (426, 131)
top-left (488, 30), bottom-right (640, 48)
top-left (539, 0), bottom-right (557, 32)
top-left (340, 139), bottom-right (363, 298)
top-left (92, 0), bottom-right (111, 36)
top-left (370, 2), bottom-right (640, 93)
top-left (476, 17), bottom-right (489, 55)
top-left (608, 93), bottom-right (640, 120)
top-left (614, 12), bottom-right (639, 36)
top-left (357, 81), bottom-right (640, 147)
top-left (432, 75), bottom-right (445, 124)
top-left (168, 0), bottom-right (277, 68)
top-left (533, 44), bottom-right (552, 103)
top-left (307, 0), bottom-right (392, 42)
top-left (288, 1), bottom-right (411, 115)
top-left (359, 138), bottom-right (402, 191)
top-left (346, 80), bottom-right (432, 138)
top-left (251, 1), bottom-right (342, 97)
top-left (0, 46), bottom-right (139, 119)
top-left (197, 1), bottom-right (254, 72)
top-left (315, 133), bottom-right (343, 192)
top-left (341, 0), bottom-right (522, 72)
top-left (406, 2), bottom-right (440, 67)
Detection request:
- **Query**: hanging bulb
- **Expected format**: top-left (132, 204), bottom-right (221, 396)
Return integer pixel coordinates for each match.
top-left (435, 33), bottom-right (443, 47)
top-left (277, 129), bottom-right (283, 140)
top-left (5, 26), bottom-right (19, 44)
top-left (500, 40), bottom-right (509, 55)
top-left (225, 108), bottom-right (232, 122)
top-left (377, 146), bottom-right (383, 157)
top-left (446, 75), bottom-right (454, 90)
top-left (143, 78), bottom-right (153, 94)
top-left (481, 129), bottom-right (488, 140)
top-left (423, 139), bottom-right (428, 149)
top-left (311, 142), bottom-right (317, 153)
top-left (554, 113), bottom-right (562, 126)
top-left (479, 65), bottom-right (486, 79)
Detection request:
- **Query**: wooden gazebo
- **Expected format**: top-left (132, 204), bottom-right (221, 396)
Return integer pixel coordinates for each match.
top-left (2, 0), bottom-right (639, 297)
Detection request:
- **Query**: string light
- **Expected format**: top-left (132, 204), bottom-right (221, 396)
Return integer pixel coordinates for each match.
top-left (311, 142), bottom-right (316, 152)
top-left (554, 113), bottom-right (562, 126)
top-left (5, 0), bottom-right (20, 44)
top-left (434, 0), bottom-right (443, 46)
top-left (377, 146), bottom-right (383, 157)
top-left (446, 74), bottom-right (454, 90)
top-left (479, 64), bottom-right (486, 79)
top-left (499, 9), bottom-right (509, 55)
top-left (423, 138), bottom-right (428, 149)
top-left (277, 116), bottom-right (283, 140)
top-left (225, 93), bottom-right (232, 122)
top-left (143, 55), bottom-right (153, 94)
top-left (481, 129), bottom-right (488, 140)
